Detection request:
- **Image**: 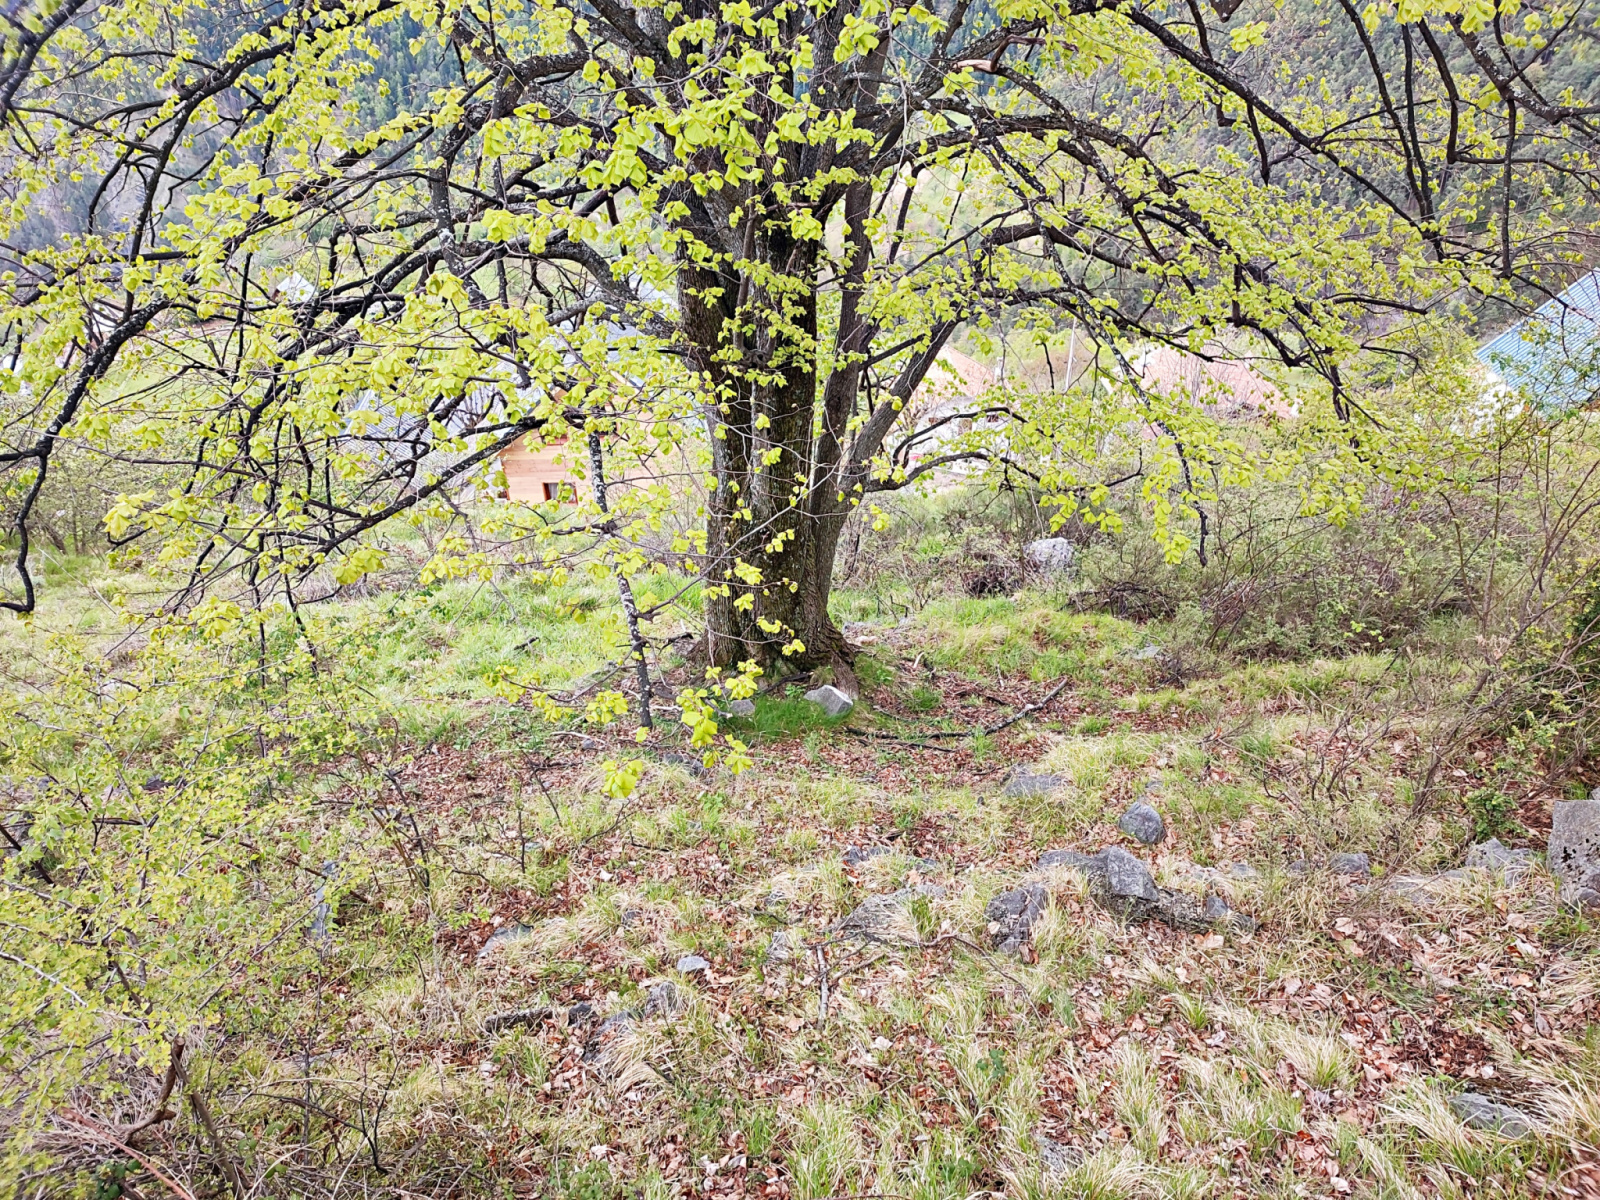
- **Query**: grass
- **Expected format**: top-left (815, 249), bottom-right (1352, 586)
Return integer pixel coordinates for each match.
top-left (6, 556), bottom-right (1599, 1200)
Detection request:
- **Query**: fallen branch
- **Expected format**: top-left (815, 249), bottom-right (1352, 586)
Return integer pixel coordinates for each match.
top-left (841, 729), bottom-right (962, 753)
top-left (981, 676), bottom-right (1074, 735)
top-left (173, 1060), bottom-right (247, 1200)
top-left (815, 945), bottom-right (829, 1027)
top-left (120, 1038), bottom-right (184, 1141)
top-left (59, 1112), bottom-right (197, 1200)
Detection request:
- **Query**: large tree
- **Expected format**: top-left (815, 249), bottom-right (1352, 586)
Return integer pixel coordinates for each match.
top-left (0, 0), bottom-right (1595, 683)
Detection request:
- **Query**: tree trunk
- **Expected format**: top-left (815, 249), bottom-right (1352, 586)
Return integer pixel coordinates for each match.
top-left (681, 220), bottom-right (859, 689)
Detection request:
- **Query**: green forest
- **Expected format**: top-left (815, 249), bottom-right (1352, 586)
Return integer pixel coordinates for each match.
top-left (2, 0), bottom-right (1600, 1194)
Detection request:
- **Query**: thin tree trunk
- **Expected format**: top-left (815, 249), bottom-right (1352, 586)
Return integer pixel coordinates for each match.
top-left (588, 429), bottom-right (653, 730)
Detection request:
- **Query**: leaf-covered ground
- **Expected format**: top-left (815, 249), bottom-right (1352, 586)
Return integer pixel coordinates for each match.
top-left (90, 599), bottom-right (1590, 1200)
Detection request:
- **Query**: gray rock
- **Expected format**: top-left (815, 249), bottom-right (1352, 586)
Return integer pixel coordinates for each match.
top-left (1287, 859), bottom-right (1311, 876)
top-left (1097, 846), bottom-right (1163, 905)
top-left (644, 980), bottom-right (683, 1017)
top-left (1035, 846), bottom-right (1249, 933)
top-left (659, 752), bottom-right (711, 780)
top-left (1203, 892), bottom-right (1260, 934)
top-left (676, 954), bottom-right (711, 975)
top-left (1330, 853), bottom-right (1372, 877)
top-left (1449, 1092), bottom-right (1535, 1138)
top-left (986, 882), bottom-right (1048, 953)
top-left (1387, 874), bottom-right (1444, 901)
top-left (1025, 537), bottom-right (1077, 576)
top-left (477, 923), bottom-right (537, 960)
top-left (766, 931), bottom-right (795, 966)
top-left (483, 1005), bottom-right (554, 1034)
top-left (843, 844), bottom-right (891, 866)
top-left (1004, 770), bottom-right (1065, 798)
top-left (1229, 862), bottom-right (1259, 880)
top-left (1118, 801), bottom-right (1166, 845)
top-left (1549, 800), bottom-right (1600, 910)
top-left (804, 685), bottom-right (855, 717)
top-left (1123, 644), bottom-right (1162, 661)
top-left (830, 884), bottom-right (945, 943)
top-left (1465, 838), bottom-right (1536, 880)
top-left (566, 1001), bottom-right (598, 1026)
top-left (1036, 1134), bottom-right (1083, 1178)
top-left (721, 698), bottom-right (757, 719)
top-left (1036, 848), bottom-right (1097, 872)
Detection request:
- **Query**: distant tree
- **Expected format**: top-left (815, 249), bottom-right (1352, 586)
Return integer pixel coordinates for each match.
top-left (0, 0), bottom-right (1595, 686)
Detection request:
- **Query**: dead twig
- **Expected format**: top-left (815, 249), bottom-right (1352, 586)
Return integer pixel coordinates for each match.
top-left (119, 1038), bottom-right (183, 1141)
top-left (173, 1059), bottom-right (247, 1200)
top-left (59, 1112), bottom-right (197, 1200)
top-left (841, 729), bottom-right (962, 753)
top-left (815, 945), bottom-right (829, 1027)
top-left (982, 676), bottom-right (1073, 735)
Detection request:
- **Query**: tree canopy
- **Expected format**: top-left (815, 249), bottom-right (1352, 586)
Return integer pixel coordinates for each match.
top-left (0, 0), bottom-right (1596, 678)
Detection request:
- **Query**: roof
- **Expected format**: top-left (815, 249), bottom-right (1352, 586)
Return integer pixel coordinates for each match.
top-left (1477, 270), bottom-right (1600, 415)
top-left (1130, 346), bottom-right (1294, 420)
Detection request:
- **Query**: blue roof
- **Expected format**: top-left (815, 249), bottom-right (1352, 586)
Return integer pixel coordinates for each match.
top-left (1478, 270), bottom-right (1600, 414)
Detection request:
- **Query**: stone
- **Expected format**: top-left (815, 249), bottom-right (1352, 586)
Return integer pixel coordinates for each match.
top-left (830, 884), bottom-right (945, 943)
top-left (675, 954), bottom-right (711, 975)
top-left (1123, 644), bottom-right (1162, 660)
top-left (1025, 537), bottom-right (1077, 576)
top-left (1229, 862), bottom-right (1259, 880)
top-left (986, 882), bottom-right (1048, 954)
top-left (1330, 852), bottom-right (1372, 877)
top-left (1004, 770), bottom-right (1065, 798)
top-left (1036, 848), bottom-right (1097, 872)
top-left (1203, 892), bottom-right (1260, 934)
top-left (477, 923), bottom-right (537, 960)
top-left (1118, 801), bottom-right (1166, 845)
top-left (1548, 800), bottom-right (1600, 910)
top-left (566, 1001), bottom-right (598, 1026)
top-left (1036, 1134), bottom-right (1083, 1179)
top-left (644, 981), bottom-right (683, 1017)
top-left (1035, 846), bottom-right (1252, 933)
top-left (1387, 874), bottom-right (1444, 902)
top-left (1096, 846), bottom-right (1162, 905)
top-left (483, 1006), bottom-right (554, 1034)
top-left (721, 698), bottom-right (757, 719)
top-left (1465, 838), bottom-right (1536, 880)
top-left (843, 845), bottom-right (891, 866)
top-left (1287, 859), bottom-right (1311, 876)
top-left (804, 685), bottom-right (855, 717)
top-left (766, 931), bottom-right (795, 966)
top-left (1449, 1093), bottom-right (1535, 1138)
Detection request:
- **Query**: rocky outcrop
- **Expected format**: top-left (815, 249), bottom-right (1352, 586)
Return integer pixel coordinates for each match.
top-left (1549, 800), bottom-right (1600, 911)
top-left (1035, 846), bottom-right (1255, 934)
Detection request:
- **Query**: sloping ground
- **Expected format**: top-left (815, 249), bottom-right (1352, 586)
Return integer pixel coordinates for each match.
top-left (27, 601), bottom-right (1600, 1199)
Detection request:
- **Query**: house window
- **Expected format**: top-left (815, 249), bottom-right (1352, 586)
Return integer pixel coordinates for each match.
top-left (542, 481), bottom-right (575, 503)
